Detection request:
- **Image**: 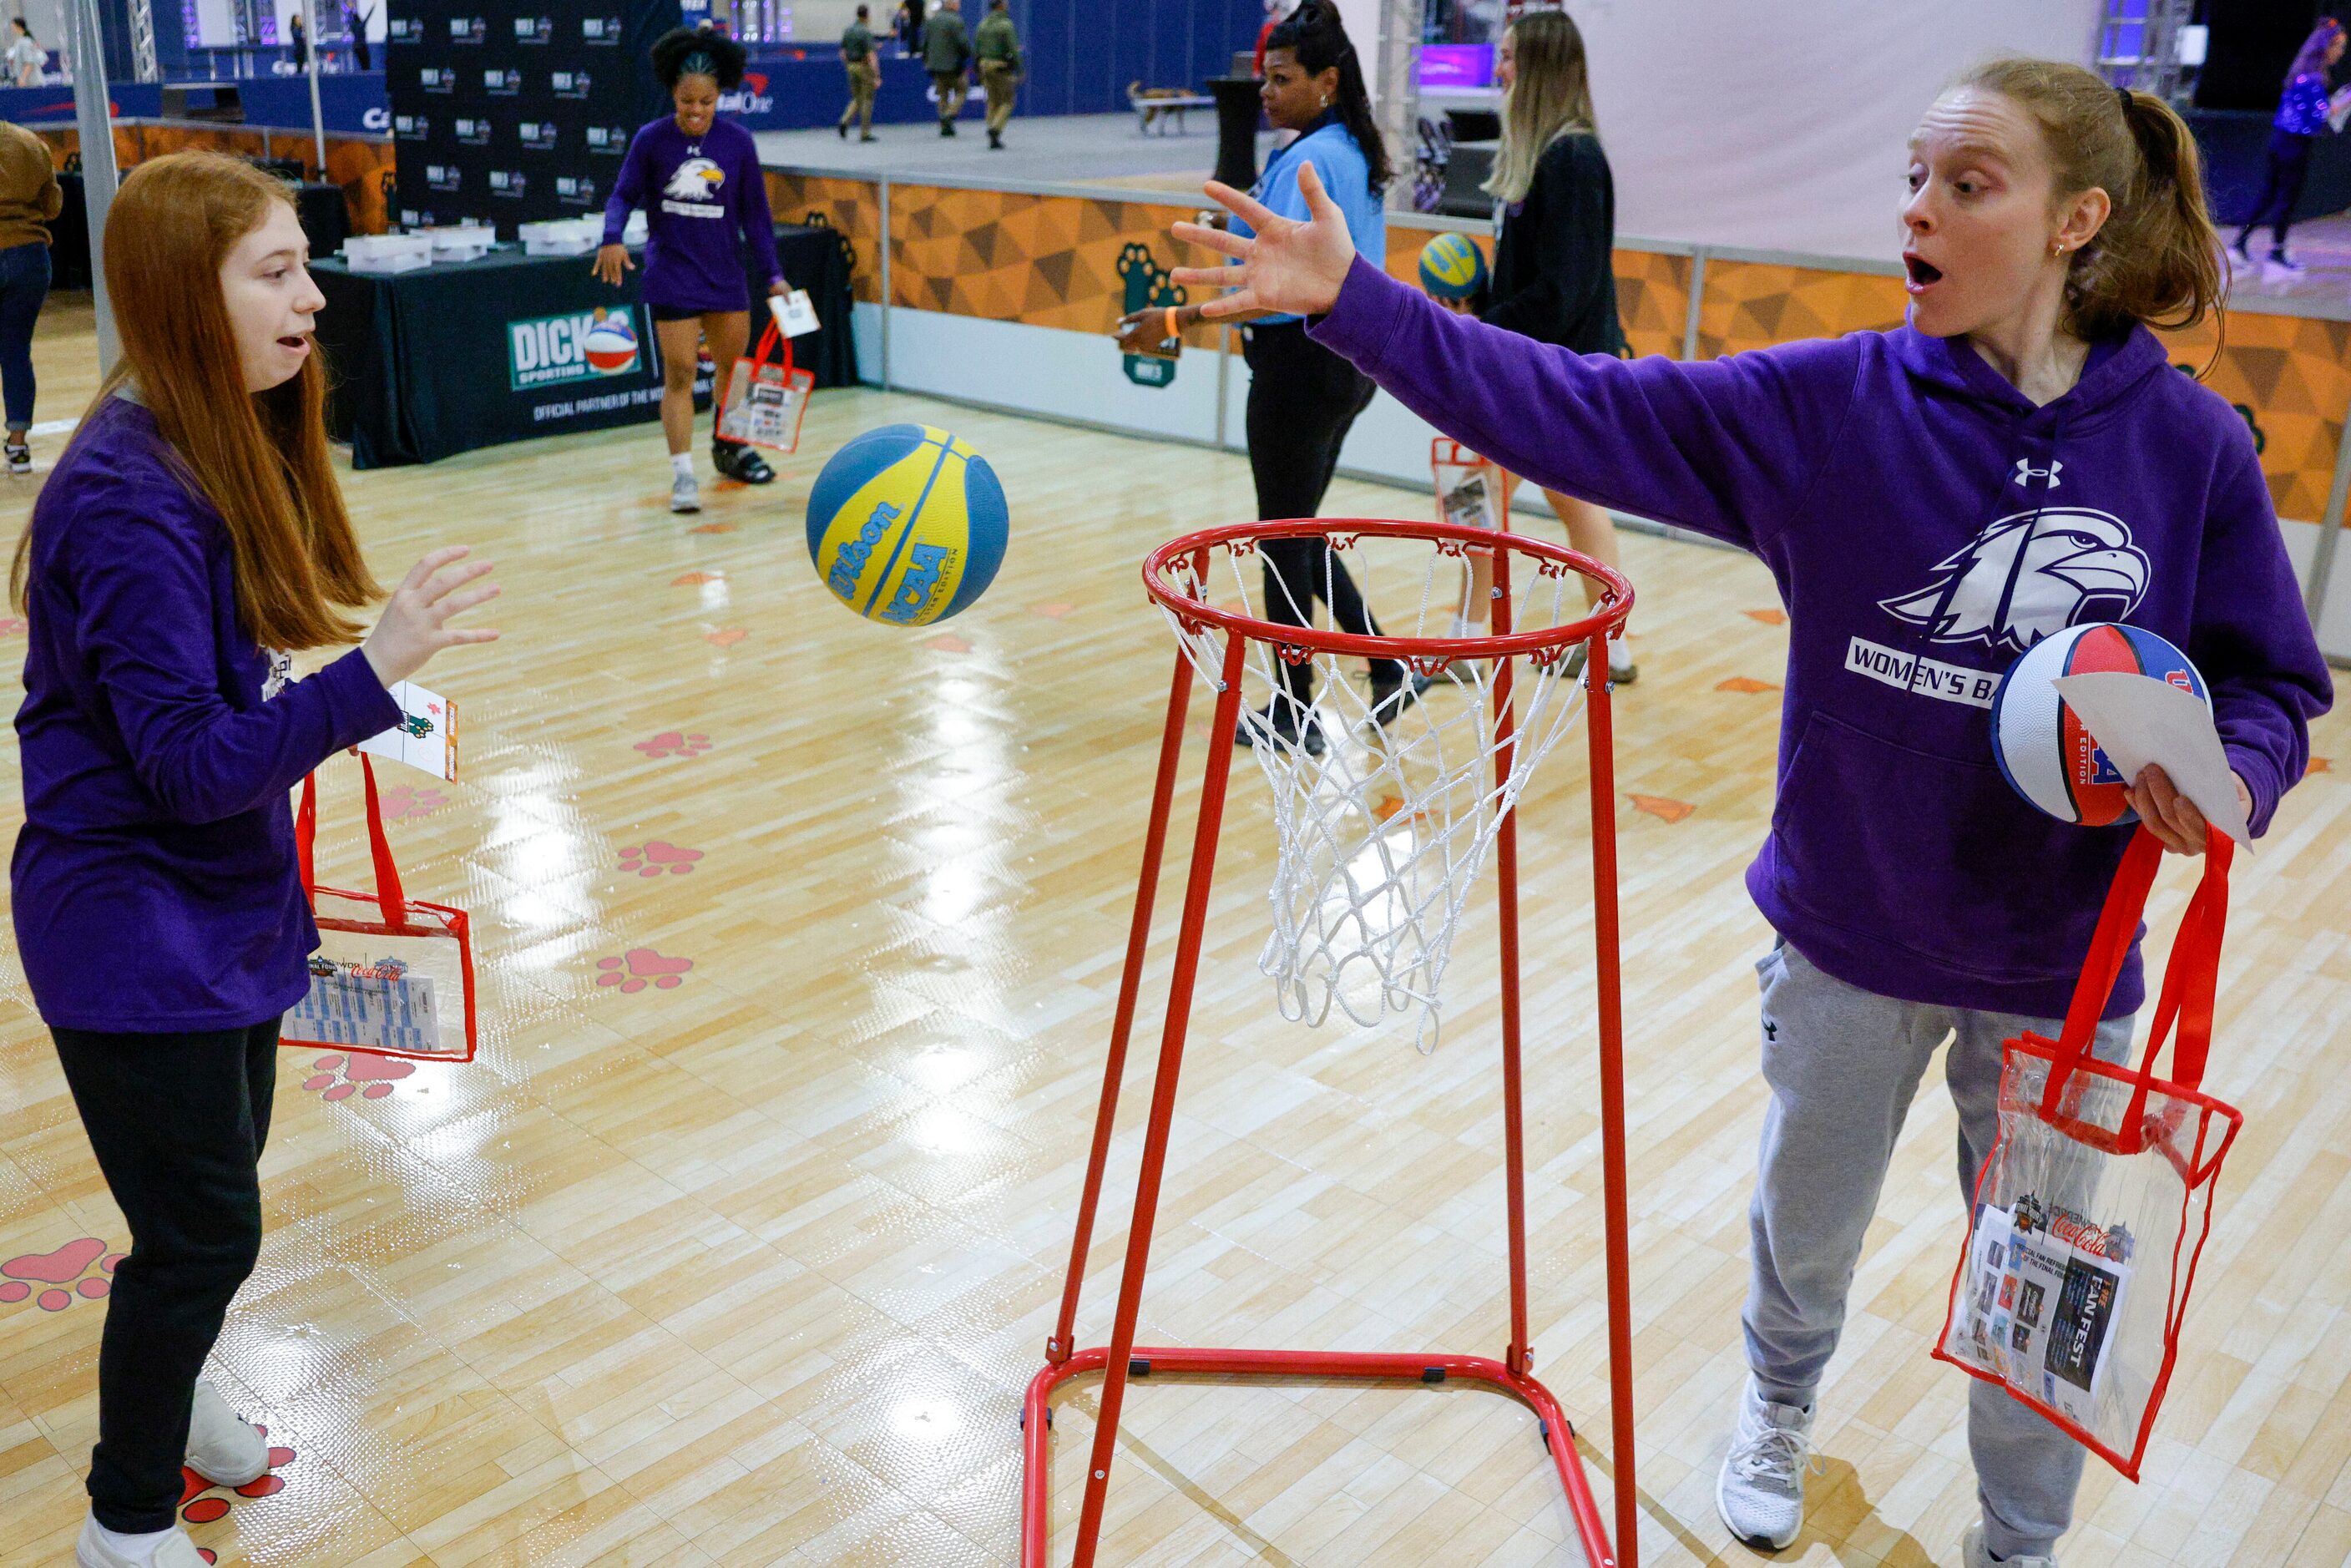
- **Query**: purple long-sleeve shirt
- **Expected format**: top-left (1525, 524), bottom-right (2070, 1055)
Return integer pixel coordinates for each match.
top-left (1311, 257), bottom-right (2332, 1019)
top-left (12, 395), bottom-right (399, 1031)
top-left (602, 115), bottom-right (782, 315)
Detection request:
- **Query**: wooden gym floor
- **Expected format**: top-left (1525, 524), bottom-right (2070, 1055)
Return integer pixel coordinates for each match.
top-left (1, 295), bottom-right (2349, 1568)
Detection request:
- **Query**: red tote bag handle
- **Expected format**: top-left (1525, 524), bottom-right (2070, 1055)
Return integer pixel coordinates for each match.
top-left (719, 315), bottom-right (796, 420)
top-left (2039, 823), bottom-right (2232, 1151)
top-left (296, 753), bottom-right (411, 930)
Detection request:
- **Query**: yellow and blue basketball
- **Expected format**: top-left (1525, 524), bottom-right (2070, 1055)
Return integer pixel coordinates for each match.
top-left (806, 423), bottom-right (1008, 626)
top-left (1418, 232), bottom-right (1487, 301)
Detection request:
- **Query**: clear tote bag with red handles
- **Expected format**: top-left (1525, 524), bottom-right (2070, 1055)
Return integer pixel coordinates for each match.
top-left (282, 754), bottom-right (478, 1063)
top-left (716, 317), bottom-right (815, 453)
top-left (1934, 824), bottom-right (2242, 1480)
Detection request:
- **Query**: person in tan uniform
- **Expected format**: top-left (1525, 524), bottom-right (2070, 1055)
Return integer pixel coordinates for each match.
top-left (975, 0), bottom-right (1022, 150)
top-left (837, 4), bottom-right (880, 142)
top-left (0, 121), bottom-right (59, 473)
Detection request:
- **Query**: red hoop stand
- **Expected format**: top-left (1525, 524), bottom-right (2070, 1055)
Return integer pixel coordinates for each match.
top-left (1019, 519), bottom-right (1641, 1568)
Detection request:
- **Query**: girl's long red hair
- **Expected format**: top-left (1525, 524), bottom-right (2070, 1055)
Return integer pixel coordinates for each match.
top-left (11, 151), bottom-right (378, 648)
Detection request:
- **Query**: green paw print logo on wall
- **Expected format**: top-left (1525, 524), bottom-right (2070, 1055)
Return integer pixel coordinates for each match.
top-left (1118, 242), bottom-right (1185, 389)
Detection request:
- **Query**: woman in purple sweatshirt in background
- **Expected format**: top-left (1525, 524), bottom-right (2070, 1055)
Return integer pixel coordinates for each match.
top-left (595, 28), bottom-right (788, 514)
top-left (1176, 57), bottom-right (2330, 1568)
top-left (9, 153), bottom-right (497, 1568)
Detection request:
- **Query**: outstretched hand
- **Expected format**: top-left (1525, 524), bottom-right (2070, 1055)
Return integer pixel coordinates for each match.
top-left (1170, 162), bottom-right (1358, 321)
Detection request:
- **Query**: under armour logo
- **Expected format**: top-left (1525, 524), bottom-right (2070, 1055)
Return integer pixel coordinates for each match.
top-left (2012, 458), bottom-right (2062, 489)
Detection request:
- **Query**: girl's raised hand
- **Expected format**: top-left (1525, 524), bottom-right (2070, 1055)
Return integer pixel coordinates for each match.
top-left (362, 546), bottom-right (501, 688)
top-left (1170, 161), bottom-right (1358, 321)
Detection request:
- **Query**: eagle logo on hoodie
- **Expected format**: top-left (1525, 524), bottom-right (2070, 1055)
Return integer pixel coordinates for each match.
top-left (1879, 508), bottom-right (2149, 655)
top-left (663, 157), bottom-right (725, 204)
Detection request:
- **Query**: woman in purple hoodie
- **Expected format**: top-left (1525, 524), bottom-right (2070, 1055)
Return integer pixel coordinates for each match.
top-left (595, 28), bottom-right (788, 514)
top-left (10, 153), bottom-right (498, 1568)
top-left (1175, 57), bottom-right (2331, 1568)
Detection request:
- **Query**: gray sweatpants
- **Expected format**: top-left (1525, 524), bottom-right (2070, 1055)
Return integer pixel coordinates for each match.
top-left (1743, 941), bottom-right (2131, 1562)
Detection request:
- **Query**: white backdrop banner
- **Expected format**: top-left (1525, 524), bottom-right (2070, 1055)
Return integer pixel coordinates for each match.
top-left (1572, 0), bottom-right (2103, 259)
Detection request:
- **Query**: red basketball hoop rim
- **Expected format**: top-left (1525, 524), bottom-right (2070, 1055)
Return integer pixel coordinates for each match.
top-left (1144, 517), bottom-right (1633, 664)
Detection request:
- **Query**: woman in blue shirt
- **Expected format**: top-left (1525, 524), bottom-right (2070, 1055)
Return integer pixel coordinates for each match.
top-left (2231, 18), bottom-right (2351, 277)
top-left (1117, 2), bottom-right (1403, 755)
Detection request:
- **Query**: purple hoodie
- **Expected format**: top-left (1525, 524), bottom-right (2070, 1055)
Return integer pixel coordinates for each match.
top-left (603, 115), bottom-right (782, 315)
top-left (13, 395), bottom-right (400, 1031)
top-left (1311, 258), bottom-right (2331, 1019)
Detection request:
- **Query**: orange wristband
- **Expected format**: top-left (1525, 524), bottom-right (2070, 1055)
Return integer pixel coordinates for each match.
top-left (1164, 306), bottom-right (1181, 343)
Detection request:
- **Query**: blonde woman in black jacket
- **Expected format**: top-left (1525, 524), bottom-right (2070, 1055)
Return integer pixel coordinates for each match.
top-left (1451, 8), bottom-right (1636, 680)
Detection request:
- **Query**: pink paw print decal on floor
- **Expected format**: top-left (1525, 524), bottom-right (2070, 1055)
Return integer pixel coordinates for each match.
top-left (0, 1238), bottom-right (120, 1310)
top-left (634, 731), bottom-right (711, 759)
top-left (619, 841), bottom-right (703, 878)
top-left (180, 1424), bottom-right (296, 1550)
top-left (380, 783), bottom-right (448, 821)
top-left (302, 1052), bottom-right (416, 1101)
top-left (596, 948), bottom-right (693, 993)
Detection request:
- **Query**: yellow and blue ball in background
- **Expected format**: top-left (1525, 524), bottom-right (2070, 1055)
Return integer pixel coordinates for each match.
top-left (806, 423), bottom-right (1009, 626)
top-left (1418, 232), bottom-right (1488, 301)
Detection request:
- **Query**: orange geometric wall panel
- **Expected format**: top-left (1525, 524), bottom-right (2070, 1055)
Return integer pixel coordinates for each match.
top-left (887, 184), bottom-right (1218, 345)
top-left (2157, 311), bottom-right (2351, 524)
top-left (1694, 259), bottom-right (1909, 359)
top-left (766, 171), bottom-right (883, 304)
top-left (1614, 248), bottom-right (1691, 360)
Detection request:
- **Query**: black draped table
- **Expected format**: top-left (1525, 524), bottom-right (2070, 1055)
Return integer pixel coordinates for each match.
top-left (312, 223), bottom-right (857, 468)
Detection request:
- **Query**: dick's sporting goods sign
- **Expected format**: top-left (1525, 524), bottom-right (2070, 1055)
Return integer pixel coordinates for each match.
top-left (508, 306), bottom-right (645, 390)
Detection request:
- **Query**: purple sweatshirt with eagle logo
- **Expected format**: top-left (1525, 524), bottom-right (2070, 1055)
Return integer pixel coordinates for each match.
top-left (603, 114), bottom-right (781, 315)
top-left (1310, 257), bottom-right (2332, 1019)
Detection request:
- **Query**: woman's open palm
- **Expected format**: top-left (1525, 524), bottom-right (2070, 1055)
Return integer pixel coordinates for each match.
top-left (1170, 162), bottom-right (1358, 321)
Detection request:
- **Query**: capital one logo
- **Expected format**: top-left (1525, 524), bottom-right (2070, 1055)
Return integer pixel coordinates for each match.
top-left (720, 72), bottom-right (774, 115)
top-left (362, 106), bottom-right (390, 132)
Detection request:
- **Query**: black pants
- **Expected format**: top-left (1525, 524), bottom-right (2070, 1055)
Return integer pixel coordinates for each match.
top-left (52, 1021), bottom-right (280, 1533)
top-left (2239, 129), bottom-right (2314, 253)
top-left (1243, 321), bottom-right (1398, 704)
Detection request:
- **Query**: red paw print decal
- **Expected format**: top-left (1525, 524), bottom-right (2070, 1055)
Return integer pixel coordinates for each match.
top-left (0, 1238), bottom-right (120, 1310)
top-left (596, 948), bottom-right (693, 993)
top-left (180, 1424), bottom-right (296, 1547)
top-left (634, 731), bottom-right (711, 758)
top-left (380, 783), bottom-right (448, 821)
top-left (619, 841), bottom-right (703, 878)
top-left (302, 1052), bottom-right (416, 1101)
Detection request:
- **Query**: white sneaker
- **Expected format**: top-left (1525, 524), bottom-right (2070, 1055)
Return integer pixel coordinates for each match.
top-left (1964, 1522), bottom-right (2057, 1568)
top-left (670, 472), bottom-right (700, 513)
top-left (185, 1378), bottom-right (268, 1486)
top-left (2266, 251), bottom-right (2308, 279)
top-left (1716, 1378), bottom-right (1818, 1550)
top-left (74, 1516), bottom-right (210, 1568)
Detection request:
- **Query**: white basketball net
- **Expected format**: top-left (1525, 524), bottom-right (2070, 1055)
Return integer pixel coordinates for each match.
top-left (1160, 529), bottom-right (1596, 1052)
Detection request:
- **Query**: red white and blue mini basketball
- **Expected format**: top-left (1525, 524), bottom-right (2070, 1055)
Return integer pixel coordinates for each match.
top-left (582, 311), bottom-right (639, 375)
top-left (1990, 622), bottom-right (2209, 827)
